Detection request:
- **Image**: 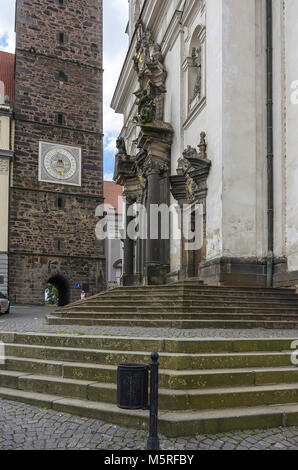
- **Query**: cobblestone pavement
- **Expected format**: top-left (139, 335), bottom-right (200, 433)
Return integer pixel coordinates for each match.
top-left (1, 305), bottom-right (298, 339)
top-left (0, 306), bottom-right (298, 450)
top-left (0, 398), bottom-right (297, 450)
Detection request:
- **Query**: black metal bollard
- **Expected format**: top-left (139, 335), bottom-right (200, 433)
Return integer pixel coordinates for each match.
top-left (117, 352), bottom-right (160, 450)
top-left (147, 352), bottom-right (160, 450)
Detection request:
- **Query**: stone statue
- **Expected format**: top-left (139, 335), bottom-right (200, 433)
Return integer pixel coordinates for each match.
top-left (116, 136), bottom-right (127, 156)
top-left (198, 132), bottom-right (207, 159)
top-left (191, 47), bottom-right (202, 101)
top-left (135, 89), bottom-right (156, 124)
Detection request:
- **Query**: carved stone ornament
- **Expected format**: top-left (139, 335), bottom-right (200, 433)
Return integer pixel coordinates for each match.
top-left (123, 191), bottom-right (137, 206)
top-left (143, 157), bottom-right (168, 177)
top-left (198, 131), bottom-right (207, 159)
top-left (116, 136), bottom-right (128, 157)
top-left (191, 46), bottom-right (202, 101)
top-left (137, 167), bottom-right (147, 190)
top-left (134, 89), bottom-right (156, 124)
top-left (177, 156), bottom-right (191, 176)
top-left (186, 175), bottom-right (198, 203)
top-left (133, 21), bottom-right (167, 122)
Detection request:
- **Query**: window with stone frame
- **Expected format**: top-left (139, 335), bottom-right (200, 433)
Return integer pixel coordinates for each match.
top-left (55, 112), bottom-right (65, 125)
top-left (53, 239), bottom-right (65, 252)
top-left (57, 31), bottom-right (68, 45)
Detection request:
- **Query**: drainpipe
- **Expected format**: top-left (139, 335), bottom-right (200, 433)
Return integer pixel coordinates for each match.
top-left (266, 0), bottom-right (274, 288)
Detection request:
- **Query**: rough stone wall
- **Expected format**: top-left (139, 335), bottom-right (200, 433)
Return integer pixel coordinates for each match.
top-left (10, 0), bottom-right (104, 304)
top-left (9, 254), bottom-right (104, 305)
top-left (15, 0), bottom-right (102, 69)
top-left (9, 189), bottom-right (103, 257)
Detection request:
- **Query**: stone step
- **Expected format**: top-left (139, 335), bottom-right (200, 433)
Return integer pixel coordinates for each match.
top-left (97, 285), bottom-right (296, 293)
top-left (67, 297), bottom-right (298, 306)
top-left (69, 289), bottom-right (298, 301)
top-left (79, 289), bottom-right (298, 297)
top-left (3, 356), bottom-right (298, 389)
top-left (57, 286), bottom-right (297, 310)
top-left (3, 343), bottom-right (295, 369)
top-left (54, 311), bottom-right (298, 321)
top-left (160, 366), bottom-right (298, 390)
top-left (1, 332), bottom-right (296, 353)
top-left (0, 371), bottom-right (97, 400)
top-left (46, 315), bottom-right (298, 329)
top-left (87, 381), bottom-right (298, 411)
top-left (60, 305), bottom-right (298, 314)
top-left (1, 368), bottom-right (298, 413)
top-left (0, 386), bottom-right (297, 436)
top-left (0, 332), bottom-right (298, 436)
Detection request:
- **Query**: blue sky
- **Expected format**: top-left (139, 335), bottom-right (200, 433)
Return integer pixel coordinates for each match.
top-left (0, 0), bottom-right (128, 181)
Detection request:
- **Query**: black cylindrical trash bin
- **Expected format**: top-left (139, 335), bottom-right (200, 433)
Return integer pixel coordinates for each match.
top-left (117, 363), bottom-right (149, 410)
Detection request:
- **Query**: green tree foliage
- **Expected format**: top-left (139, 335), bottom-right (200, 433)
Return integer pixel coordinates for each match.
top-left (45, 284), bottom-right (59, 305)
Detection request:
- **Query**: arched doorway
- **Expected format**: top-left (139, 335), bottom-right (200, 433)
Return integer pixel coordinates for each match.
top-left (46, 275), bottom-right (70, 307)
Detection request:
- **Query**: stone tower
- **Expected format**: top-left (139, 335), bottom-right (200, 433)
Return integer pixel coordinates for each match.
top-left (10, 0), bottom-right (105, 305)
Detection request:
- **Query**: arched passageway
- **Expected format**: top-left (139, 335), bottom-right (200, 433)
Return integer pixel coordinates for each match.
top-left (46, 275), bottom-right (70, 307)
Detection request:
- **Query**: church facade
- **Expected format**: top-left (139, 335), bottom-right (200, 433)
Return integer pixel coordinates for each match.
top-left (8, 0), bottom-right (105, 305)
top-left (112, 0), bottom-right (298, 288)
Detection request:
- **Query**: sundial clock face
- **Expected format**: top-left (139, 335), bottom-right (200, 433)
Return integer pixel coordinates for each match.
top-left (39, 141), bottom-right (82, 186)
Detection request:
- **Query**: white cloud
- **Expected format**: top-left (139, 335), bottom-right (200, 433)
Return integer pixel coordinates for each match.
top-left (105, 134), bottom-right (117, 153)
top-left (0, 0), bottom-right (16, 53)
top-left (103, 0), bottom-right (128, 139)
top-left (104, 172), bottom-right (114, 182)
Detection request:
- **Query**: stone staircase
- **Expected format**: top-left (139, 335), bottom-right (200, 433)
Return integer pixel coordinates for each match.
top-left (0, 332), bottom-right (298, 436)
top-left (46, 282), bottom-right (298, 329)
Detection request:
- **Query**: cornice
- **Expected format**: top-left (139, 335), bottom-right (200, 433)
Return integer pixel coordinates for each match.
top-left (181, 0), bottom-right (205, 26)
top-left (161, 10), bottom-right (183, 56)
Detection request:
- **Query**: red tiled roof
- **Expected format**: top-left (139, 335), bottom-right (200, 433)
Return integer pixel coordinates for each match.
top-left (104, 181), bottom-right (123, 214)
top-left (0, 51), bottom-right (15, 108)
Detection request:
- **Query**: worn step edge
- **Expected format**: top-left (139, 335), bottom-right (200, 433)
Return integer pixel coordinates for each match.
top-left (46, 316), bottom-right (298, 329)
top-left (2, 356), bottom-right (298, 388)
top-left (3, 343), bottom-right (295, 358)
top-left (0, 386), bottom-right (297, 436)
top-left (2, 344), bottom-right (295, 370)
top-left (2, 333), bottom-right (297, 353)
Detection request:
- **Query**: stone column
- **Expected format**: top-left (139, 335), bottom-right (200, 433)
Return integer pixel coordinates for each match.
top-left (137, 122), bottom-right (173, 285)
top-left (143, 153), bottom-right (170, 285)
top-left (146, 167), bottom-right (162, 266)
top-left (122, 194), bottom-right (135, 286)
top-left (135, 192), bottom-right (145, 284)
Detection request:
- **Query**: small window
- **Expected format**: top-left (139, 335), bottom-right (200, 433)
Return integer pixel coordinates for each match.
top-left (56, 71), bottom-right (68, 83)
top-left (57, 0), bottom-right (67, 7)
top-left (56, 113), bottom-right (65, 125)
top-left (55, 195), bottom-right (65, 209)
top-left (54, 239), bottom-right (64, 251)
top-left (57, 31), bottom-right (68, 44)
